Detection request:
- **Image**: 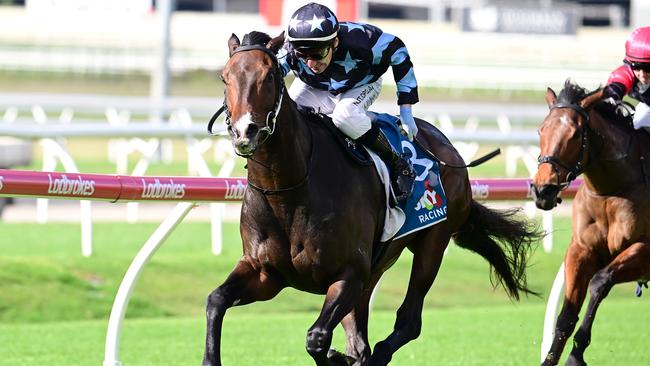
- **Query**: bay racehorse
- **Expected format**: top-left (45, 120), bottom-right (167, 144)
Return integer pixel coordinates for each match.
top-left (203, 31), bottom-right (541, 366)
top-left (532, 80), bottom-right (650, 366)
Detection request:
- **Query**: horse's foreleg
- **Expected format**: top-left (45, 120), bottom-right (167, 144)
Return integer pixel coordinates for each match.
top-left (307, 268), bottom-right (366, 366)
top-left (566, 242), bottom-right (650, 366)
top-left (339, 284), bottom-right (376, 366)
top-left (370, 235), bottom-right (448, 366)
top-left (202, 259), bottom-right (284, 366)
top-left (542, 242), bottom-right (598, 366)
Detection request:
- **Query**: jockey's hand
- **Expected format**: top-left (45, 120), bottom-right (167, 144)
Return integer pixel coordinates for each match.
top-left (399, 105), bottom-right (418, 141)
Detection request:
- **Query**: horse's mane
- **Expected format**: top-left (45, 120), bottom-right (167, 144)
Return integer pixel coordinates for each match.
top-left (556, 79), bottom-right (597, 105)
top-left (593, 100), bottom-right (633, 129)
top-left (241, 31), bottom-right (271, 46)
top-left (558, 79), bottom-right (634, 130)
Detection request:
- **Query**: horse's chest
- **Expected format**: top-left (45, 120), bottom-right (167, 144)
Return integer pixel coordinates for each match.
top-left (576, 195), bottom-right (648, 251)
top-left (242, 213), bottom-right (360, 289)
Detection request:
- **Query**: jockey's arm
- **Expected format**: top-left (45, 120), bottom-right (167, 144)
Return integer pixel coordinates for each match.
top-left (605, 64), bottom-right (635, 100)
top-left (383, 35), bottom-right (418, 140)
top-left (386, 37), bottom-right (418, 107)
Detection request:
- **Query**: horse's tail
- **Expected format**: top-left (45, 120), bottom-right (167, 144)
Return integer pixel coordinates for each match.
top-left (452, 200), bottom-right (543, 300)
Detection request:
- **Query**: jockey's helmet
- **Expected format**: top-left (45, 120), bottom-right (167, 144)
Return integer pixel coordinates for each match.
top-left (625, 26), bottom-right (650, 64)
top-left (287, 2), bottom-right (339, 51)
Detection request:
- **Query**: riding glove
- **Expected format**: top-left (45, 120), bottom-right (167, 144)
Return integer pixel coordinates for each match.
top-left (399, 105), bottom-right (418, 141)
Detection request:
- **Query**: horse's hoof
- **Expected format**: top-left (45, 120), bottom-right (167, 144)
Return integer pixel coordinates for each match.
top-left (369, 341), bottom-right (392, 366)
top-left (327, 349), bottom-right (355, 366)
top-left (565, 355), bottom-right (587, 366)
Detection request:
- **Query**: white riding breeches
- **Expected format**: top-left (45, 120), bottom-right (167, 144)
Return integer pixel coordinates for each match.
top-left (633, 102), bottom-right (650, 130)
top-left (288, 77), bottom-right (382, 139)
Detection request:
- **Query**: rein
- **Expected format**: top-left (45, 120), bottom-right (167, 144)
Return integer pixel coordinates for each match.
top-left (537, 102), bottom-right (591, 190)
top-left (413, 137), bottom-right (500, 169)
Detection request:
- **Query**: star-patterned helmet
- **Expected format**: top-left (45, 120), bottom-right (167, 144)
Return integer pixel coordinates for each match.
top-left (625, 27), bottom-right (650, 63)
top-left (287, 2), bottom-right (339, 49)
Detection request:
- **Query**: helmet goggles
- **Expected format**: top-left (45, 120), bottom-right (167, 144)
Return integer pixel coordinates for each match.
top-left (624, 59), bottom-right (650, 72)
top-left (294, 45), bottom-right (332, 61)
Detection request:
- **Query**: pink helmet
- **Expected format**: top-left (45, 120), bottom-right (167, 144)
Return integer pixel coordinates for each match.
top-left (625, 27), bottom-right (650, 63)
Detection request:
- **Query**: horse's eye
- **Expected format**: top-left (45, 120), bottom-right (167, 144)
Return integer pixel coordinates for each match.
top-left (267, 73), bottom-right (274, 82)
top-left (570, 130), bottom-right (580, 140)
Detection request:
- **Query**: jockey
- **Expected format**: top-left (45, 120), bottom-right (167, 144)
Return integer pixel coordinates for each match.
top-left (276, 2), bottom-right (417, 205)
top-left (604, 26), bottom-right (650, 130)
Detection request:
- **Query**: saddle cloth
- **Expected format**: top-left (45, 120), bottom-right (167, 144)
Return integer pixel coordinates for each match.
top-left (370, 113), bottom-right (449, 242)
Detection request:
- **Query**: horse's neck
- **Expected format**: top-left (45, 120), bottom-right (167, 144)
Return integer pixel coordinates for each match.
top-left (246, 97), bottom-right (311, 194)
top-left (584, 110), bottom-right (642, 194)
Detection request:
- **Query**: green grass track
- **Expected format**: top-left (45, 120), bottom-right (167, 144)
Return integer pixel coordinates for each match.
top-left (1, 219), bottom-right (648, 365)
top-left (1, 301), bottom-right (649, 366)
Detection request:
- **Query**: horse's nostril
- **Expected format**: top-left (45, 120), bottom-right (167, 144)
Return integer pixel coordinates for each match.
top-left (539, 184), bottom-right (560, 198)
top-left (245, 124), bottom-right (259, 140)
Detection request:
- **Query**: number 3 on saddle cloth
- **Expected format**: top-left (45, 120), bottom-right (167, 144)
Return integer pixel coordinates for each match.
top-left (370, 113), bottom-right (448, 241)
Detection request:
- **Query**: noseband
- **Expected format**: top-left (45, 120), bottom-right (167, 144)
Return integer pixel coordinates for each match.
top-left (537, 102), bottom-right (590, 190)
top-left (207, 45), bottom-right (286, 150)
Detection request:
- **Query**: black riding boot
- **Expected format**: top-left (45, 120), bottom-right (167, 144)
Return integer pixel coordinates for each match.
top-left (358, 125), bottom-right (416, 205)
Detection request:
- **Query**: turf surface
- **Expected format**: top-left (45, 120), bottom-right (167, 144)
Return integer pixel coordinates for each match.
top-left (1, 218), bottom-right (648, 365)
top-left (1, 301), bottom-right (648, 366)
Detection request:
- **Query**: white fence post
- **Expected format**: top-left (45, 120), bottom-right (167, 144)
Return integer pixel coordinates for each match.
top-left (103, 201), bottom-right (196, 366)
top-left (541, 262), bottom-right (565, 362)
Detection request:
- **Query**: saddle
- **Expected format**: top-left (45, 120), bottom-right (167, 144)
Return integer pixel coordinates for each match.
top-left (299, 107), bottom-right (372, 166)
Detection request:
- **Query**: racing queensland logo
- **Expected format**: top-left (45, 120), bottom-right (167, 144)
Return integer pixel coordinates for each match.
top-left (0, 175), bottom-right (4, 191)
top-left (414, 170), bottom-right (448, 224)
top-left (393, 130), bottom-right (449, 239)
top-left (141, 178), bottom-right (186, 199)
top-left (401, 139), bottom-right (448, 226)
top-left (48, 174), bottom-right (95, 196)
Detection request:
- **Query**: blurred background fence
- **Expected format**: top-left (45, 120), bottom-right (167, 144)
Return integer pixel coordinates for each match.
top-left (1, 1), bottom-right (649, 365)
top-left (1, 0), bottom-right (645, 248)
top-left (0, 1), bottom-right (639, 89)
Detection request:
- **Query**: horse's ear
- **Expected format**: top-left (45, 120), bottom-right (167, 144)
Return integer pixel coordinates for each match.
top-left (266, 32), bottom-right (285, 53)
top-left (580, 88), bottom-right (605, 110)
top-left (545, 88), bottom-right (557, 108)
top-left (228, 33), bottom-right (240, 57)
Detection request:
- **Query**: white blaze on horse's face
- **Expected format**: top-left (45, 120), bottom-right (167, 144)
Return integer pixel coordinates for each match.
top-left (223, 50), bottom-right (279, 157)
top-left (231, 112), bottom-right (257, 156)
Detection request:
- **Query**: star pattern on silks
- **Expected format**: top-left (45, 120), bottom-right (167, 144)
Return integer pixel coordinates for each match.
top-left (353, 74), bottom-right (375, 88)
top-left (289, 17), bottom-right (302, 32)
top-left (335, 51), bottom-right (360, 73)
top-left (308, 14), bottom-right (326, 32)
top-left (321, 78), bottom-right (349, 91)
top-left (279, 17), bottom-right (418, 104)
top-left (326, 14), bottom-right (337, 28)
top-left (343, 23), bottom-right (365, 33)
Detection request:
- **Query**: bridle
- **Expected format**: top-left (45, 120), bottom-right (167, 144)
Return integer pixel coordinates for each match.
top-left (207, 44), bottom-right (286, 155)
top-left (207, 43), bottom-right (313, 195)
top-left (537, 102), bottom-right (590, 190)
